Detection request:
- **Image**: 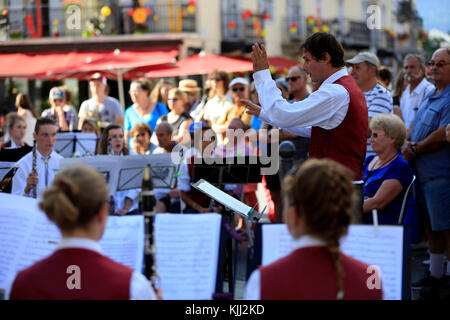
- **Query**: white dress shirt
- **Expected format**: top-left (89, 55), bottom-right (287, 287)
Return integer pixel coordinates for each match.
top-left (5, 237), bottom-right (156, 300)
top-left (254, 68), bottom-right (350, 135)
top-left (11, 149), bottom-right (63, 197)
top-left (400, 78), bottom-right (435, 129)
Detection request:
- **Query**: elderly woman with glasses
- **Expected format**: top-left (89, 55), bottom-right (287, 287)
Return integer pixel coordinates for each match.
top-left (362, 114), bottom-right (414, 224)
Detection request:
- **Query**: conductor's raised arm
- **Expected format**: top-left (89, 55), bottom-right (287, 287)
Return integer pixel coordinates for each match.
top-left (251, 44), bottom-right (270, 72)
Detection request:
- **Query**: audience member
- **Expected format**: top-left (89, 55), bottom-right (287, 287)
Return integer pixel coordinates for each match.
top-left (150, 78), bottom-right (174, 109)
top-left (129, 122), bottom-right (157, 155)
top-left (15, 93), bottom-right (38, 146)
top-left (41, 87), bottom-right (77, 132)
top-left (59, 85), bottom-right (79, 130)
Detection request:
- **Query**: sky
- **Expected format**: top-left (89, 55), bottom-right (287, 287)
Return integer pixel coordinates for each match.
top-left (416, 0), bottom-right (450, 33)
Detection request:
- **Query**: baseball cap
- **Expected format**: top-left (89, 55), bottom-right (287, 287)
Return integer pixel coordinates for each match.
top-left (49, 87), bottom-right (65, 101)
top-left (346, 52), bottom-right (380, 69)
top-left (189, 121), bottom-right (207, 133)
top-left (89, 72), bottom-right (107, 85)
top-left (229, 77), bottom-right (249, 88)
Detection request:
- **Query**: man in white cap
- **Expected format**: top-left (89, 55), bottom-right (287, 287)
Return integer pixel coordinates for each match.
top-left (41, 87), bottom-right (76, 132)
top-left (347, 51), bottom-right (393, 157)
top-left (225, 77), bottom-right (253, 128)
top-left (78, 72), bottom-right (123, 130)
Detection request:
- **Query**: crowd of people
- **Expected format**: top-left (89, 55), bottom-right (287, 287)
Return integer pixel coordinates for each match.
top-left (0, 32), bottom-right (448, 300)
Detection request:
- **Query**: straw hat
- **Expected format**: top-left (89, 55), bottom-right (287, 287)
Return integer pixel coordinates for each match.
top-left (178, 79), bottom-right (201, 93)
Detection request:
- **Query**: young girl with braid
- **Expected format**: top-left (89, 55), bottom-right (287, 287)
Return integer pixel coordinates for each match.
top-left (9, 164), bottom-right (156, 299)
top-left (245, 159), bottom-right (383, 300)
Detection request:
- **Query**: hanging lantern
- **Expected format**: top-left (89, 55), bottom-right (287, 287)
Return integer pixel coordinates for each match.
top-left (316, 18), bottom-right (322, 26)
top-left (2, 9), bottom-right (8, 15)
top-left (322, 25), bottom-right (330, 33)
top-left (101, 6), bottom-right (111, 17)
top-left (128, 9), bottom-right (134, 16)
top-left (228, 21), bottom-right (236, 30)
top-left (133, 7), bottom-right (148, 24)
top-left (307, 15), bottom-right (314, 25)
top-left (263, 13), bottom-right (271, 20)
top-left (261, 29), bottom-right (267, 38)
top-left (417, 40), bottom-right (423, 47)
top-left (242, 9), bottom-right (252, 20)
top-left (153, 14), bottom-right (160, 21)
top-left (400, 38), bottom-right (406, 46)
top-left (312, 26), bottom-right (319, 33)
top-left (187, 0), bottom-right (196, 14)
top-left (389, 30), bottom-right (395, 39)
top-left (146, 8), bottom-right (152, 15)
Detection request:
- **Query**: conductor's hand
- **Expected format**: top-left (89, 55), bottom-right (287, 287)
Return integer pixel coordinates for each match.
top-left (155, 287), bottom-right (164, 300)
top-left (25, 172), bottom-right (38, 194)
top-left (251, 43), bottom-right (270, 72)
top-left (240, 99), bottom-right (261, 117)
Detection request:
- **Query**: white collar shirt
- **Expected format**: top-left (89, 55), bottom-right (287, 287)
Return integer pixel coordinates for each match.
top-left (400, 78), bottom-right (435, 129)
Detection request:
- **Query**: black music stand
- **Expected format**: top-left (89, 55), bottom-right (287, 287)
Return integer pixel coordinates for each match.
top-left (54, 132), bottom-right (97, 157)
top-left (191, 156), bottom-right (266, 299)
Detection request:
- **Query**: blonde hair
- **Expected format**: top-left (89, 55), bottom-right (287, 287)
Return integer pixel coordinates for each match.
top-left (5, 112), bottom-right (26, 130)
top-left (168, 88), bottom-right (187, 102)
top-left (370, 114), bottom-right (406, 149)
top-left (39, 164), bottom-right (108, 231)
top-left (283, 159), bottom-right (354, 299)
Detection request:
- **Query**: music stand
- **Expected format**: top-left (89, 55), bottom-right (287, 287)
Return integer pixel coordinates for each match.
top-left (54, 132), bottom-right (97, 157)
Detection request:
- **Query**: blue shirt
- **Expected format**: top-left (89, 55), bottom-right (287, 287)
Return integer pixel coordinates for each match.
top-left (363, 154), bottom-right (414, 224)
top-left (124, 102), bottom-right (168, 145)
top-left (250, 115), bottom-right (263, 130)
top-left (410, 85), bottom-right (450, 182)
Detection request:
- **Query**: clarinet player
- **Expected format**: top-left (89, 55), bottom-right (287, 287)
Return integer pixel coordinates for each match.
top-left (12, 118), bottom-right (63, 197)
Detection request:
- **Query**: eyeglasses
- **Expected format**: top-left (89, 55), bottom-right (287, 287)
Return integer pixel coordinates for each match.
top-left (427, 60), bottom-right (450, 68)
top-left (286, 76), bottom-right (301, 82)
top-left (370, 132), bottom-right (385, 139)
top-left (232, 87), bottom-right (246, 92)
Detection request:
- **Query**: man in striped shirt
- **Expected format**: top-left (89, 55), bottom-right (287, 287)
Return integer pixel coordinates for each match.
top-left (347, 52), bottom-right (393, 157)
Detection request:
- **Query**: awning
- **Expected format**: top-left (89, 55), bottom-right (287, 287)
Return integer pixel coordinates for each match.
top-left (0, 49), bottom-right (179, 79)
top-left (238, 56), bottom-right (300, 74)
top-left (146, 52), bottom-right (254, 78)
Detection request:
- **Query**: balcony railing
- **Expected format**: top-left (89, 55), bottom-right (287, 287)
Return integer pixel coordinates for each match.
top-left (0, 2), bottom-right (196, 40)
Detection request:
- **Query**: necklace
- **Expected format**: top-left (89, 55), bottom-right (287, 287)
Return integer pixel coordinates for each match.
top-left (370, 153), bottom-right (398, 171)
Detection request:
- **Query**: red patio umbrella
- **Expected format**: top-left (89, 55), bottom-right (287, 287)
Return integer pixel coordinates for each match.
top-left (146, 52), bottom-right (253, 78)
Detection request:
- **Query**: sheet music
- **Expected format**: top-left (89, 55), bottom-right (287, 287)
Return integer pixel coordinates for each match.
top-left (192, 179), bottom-right (252, 217)
top-left (261, 224), bottom-right (404, 300)
top-left (0, 161), bottom-right (14, 180)
top-left (54, 132), bottom-right (97, 158)
top-left (155, 214), bottom-right (222, 300)
top-left (0, 193), bottom-right (145, 294)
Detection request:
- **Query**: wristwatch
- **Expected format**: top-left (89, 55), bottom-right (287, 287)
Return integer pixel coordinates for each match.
top-left (410, 142), bottom-right (417, 154)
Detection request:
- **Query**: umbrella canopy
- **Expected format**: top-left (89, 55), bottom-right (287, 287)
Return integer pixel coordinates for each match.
top-left (146, 52), bottom-right (254, 78)
top-left (0, 49), bottom-right (179, 79)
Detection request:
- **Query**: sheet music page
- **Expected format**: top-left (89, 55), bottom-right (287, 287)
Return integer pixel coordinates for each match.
top-left (99, 215), bottom-right (144, 271)
top-left (0, 161), bottom-right (14, 180)
top-left (0, 193), bottom-right (145, 294)
top-left (261, 224), bottom-right (404, 300)
top-left (193, 180), bottom-right (252, 216)
top-left (155, 213), bottom-right (222, 300)
top-left (76, 133), bottom-right (97, 156)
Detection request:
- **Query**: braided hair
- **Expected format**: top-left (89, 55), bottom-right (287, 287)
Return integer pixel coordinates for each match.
top-left (283, 159), bottom-right (354, 299)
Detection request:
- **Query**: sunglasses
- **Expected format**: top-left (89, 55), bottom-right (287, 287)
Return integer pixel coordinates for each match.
top-left (286, 76), bottom-right (301, 82)
top-left (427, 60), bottom-right (450, 68)
top-left (371, 132), bottom-right (385, 139)
top-left (232, 87), bottom-right (246, 92)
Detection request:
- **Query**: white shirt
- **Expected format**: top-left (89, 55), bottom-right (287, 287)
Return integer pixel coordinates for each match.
top-left (11, 149), bottom-right (63, 197)
top-left (5, 237), bottom-right (156, 300)
top-left (3, 140), bottom-right (26, 149)
top-left (400, 78), bottom-right (435, 129)
top-left (21, 109), bottom-right (37, 146)
top-left (114, 188), bottom-right (140, 213)
top-left (254, 68), bottom-right (350, 135)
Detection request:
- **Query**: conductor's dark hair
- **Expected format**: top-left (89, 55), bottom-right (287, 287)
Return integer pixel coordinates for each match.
top-left (301, 32), bottom-right (345, 68)
top-left (34, 117), bottom-right (57, 134)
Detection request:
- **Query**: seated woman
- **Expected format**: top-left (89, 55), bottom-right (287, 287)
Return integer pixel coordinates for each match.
top-left (157, 88), bottom-right (193, 144)
top-left (129, 122), bottom-right (157, 155)
top-left (1, 113), bottom-right (28, 149)
top-left (9, 163), bottom-right (156, 299)
top-left (363, 114), bottom-right (414, 224)
top-left (96, 124), bottom-right (139, 215)
top-left (245, 159), bottom-right (383, 300)
top-left (80, 119), bottom-right (100, 137)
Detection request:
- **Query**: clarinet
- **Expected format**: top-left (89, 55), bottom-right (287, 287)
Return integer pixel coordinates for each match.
top-left (142, 164), bottom-right (159, 288)
top-left (31, 140), bottom-right (37, 199)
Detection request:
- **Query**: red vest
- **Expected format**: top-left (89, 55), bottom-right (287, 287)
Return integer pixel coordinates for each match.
top-left (309, 75), bottom-right (368, 180)
top-left (260, 246), bottom-right (382, 300)
top-left (10, 248), bottom-right (132, 300)
top-left (187, 156), bottom-right (213, 209)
